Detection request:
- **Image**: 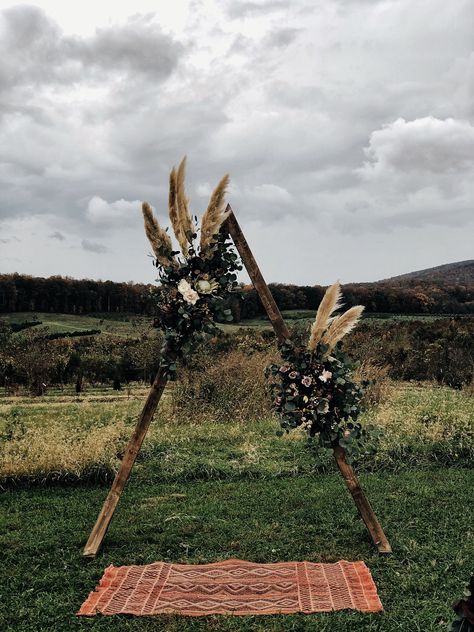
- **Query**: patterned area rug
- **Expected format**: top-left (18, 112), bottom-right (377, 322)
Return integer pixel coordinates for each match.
top-left (78, 559), bottom-right (383, 617)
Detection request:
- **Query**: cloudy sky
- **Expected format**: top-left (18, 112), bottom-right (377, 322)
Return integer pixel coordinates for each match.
top-left (0, 0), bottom-right (473, 285)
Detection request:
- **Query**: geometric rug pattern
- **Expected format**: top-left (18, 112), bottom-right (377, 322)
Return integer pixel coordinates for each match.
top-left (78, 559), bottom-right (383, 617)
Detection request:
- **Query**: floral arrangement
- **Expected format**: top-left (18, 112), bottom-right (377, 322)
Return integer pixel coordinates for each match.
top-left (266, 281), bottom-right (371, 460)
top-left (450, 575), bottom-right (474, 632)
top-left (142, 157), bottom-right (241, 377)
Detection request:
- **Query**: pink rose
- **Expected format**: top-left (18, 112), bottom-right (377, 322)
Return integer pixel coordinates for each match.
top-left (302, 376), bottom-right (312, 387)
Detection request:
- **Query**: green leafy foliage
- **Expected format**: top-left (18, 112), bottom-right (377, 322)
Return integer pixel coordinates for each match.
top-left (151, 232), bottom-right (242, 377)
top-left (267, 340), bottom-right (376, 461)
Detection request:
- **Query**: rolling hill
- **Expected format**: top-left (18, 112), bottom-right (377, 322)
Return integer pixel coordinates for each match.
top-left (380, 260), bottom-right (473, 286)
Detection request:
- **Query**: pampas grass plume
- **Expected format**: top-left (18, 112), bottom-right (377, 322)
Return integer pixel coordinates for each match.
top-left (322, 305), bottom-right (365, 352)
top-left (200, 173), bottom-right (230, 256)
top-left (142, 201), bottom-right (175, 267)
top-left (176, 156), bottom-right (194, 244)
top-left (168, 166), bottom-right (189, 256)
top-left (307, 281), bottom-right (343, 350)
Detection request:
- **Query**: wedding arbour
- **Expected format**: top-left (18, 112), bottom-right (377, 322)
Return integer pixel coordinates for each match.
top-left (83, 158), bottom-right (391, 558)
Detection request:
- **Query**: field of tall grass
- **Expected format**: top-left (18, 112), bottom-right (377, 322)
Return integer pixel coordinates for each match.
top-left (1, 380), bottom-right (473, 485)
top-left (1, 378), bottom-right (473, 632)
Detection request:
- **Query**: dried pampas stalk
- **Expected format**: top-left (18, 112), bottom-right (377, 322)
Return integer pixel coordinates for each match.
top-left (321, 305), bottom-right (364, 352)
top-left (176, 156), bottom-right (194, 245)
top-left (200, 173), bottom-right (230, 256)
top-left (168, 167), bottom-right (189, 256)
top-left (142, 202), bottom-right (176, 268)
top-left (307, 281), bottom-right (343, 350)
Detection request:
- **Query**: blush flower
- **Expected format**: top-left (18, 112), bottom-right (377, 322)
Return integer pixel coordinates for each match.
top-left (279, 365), bottom-right (290, 373)
top-left (177, 279), bottom-right (199, 305)
top-left (288, 371), bottom-right (298, 379)
top-left (318, 370), bottom-right (332, 383)
top-left (301, 376), bottom-right (312, 387)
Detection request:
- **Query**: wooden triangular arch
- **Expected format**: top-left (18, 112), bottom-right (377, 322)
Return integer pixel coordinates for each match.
top-left (83, 206), bottom-right (391, 558)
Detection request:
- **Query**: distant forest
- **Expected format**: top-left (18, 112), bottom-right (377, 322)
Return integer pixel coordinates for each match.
top-left (0, 266), bottom-right (473, 318)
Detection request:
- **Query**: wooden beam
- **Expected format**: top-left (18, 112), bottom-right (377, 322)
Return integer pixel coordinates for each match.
top-left (225, 207), bottom-right (290, 345)
top-left (333, 446), bottom-right (392, 554)
top-left (226, 206), bottom-right (391, 554)
top-left (83, 366), bottom-right (169, 557)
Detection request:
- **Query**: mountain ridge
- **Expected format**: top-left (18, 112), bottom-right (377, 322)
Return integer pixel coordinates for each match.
top-left (375, 260), bottom-right (473, 286)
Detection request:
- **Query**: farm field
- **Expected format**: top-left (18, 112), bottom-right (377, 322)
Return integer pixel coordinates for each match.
top-left (0, 312), bottom-right (152, 338)
top-left (1, 382), bottom-right (473, 631)
top-left (1, 310), bottom-right (460, 338)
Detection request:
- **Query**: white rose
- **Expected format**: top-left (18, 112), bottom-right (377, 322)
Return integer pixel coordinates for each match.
top-left (195, 279), bottom-right (211, 293)
top-left (182, 288), bottom-right (199, 305)
top-left (178, 279), bottom-right (192, 294)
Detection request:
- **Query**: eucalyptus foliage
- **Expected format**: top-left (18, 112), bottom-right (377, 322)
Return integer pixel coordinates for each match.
top-left (151, 231), bottom-right (242, 378)
top-left (266, 340), bottom-right (378, 461)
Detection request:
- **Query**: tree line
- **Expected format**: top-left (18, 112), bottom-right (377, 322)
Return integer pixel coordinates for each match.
top-left (0, 272), bottom-right (473, 318)
top-left (0, 273), bottom-right (154, 314)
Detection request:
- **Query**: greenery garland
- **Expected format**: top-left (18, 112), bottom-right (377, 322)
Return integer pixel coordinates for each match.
top-left (266, 341), bottom-right (371, 461)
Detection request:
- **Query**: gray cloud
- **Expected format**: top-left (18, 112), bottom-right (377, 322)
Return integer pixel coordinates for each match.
top-left (0, 0), bottom-right (473, 284)
top-left (225, 1), bottom-right (288, 19)
top-left (81, 239), bottom-right (108, 254)
top-left (49, 231), bottom-right (65, 241)
top-left (0, 5), bottom-right (182, 95)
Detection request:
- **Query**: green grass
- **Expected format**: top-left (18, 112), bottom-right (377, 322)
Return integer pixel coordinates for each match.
top-left (1, 384), bottom-right (473, 630)
top-left (1, 470), bottom-right (472, 631)
top-left (1, 312), bottom-right (151, 338)
top-left (3, 310), bottom-right (457, 340)
top-left (1, 383), bottom-right (473, 484)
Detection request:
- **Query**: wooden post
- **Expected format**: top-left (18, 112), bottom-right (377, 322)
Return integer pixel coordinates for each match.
top-left (226, 206), bottom-right (391, 555)
top-left (83, 366), bottom-right (169, 557)
top-left (225, 207), bottom-right (290, 345)
top-left (333, 446), bottom-right (392, 554)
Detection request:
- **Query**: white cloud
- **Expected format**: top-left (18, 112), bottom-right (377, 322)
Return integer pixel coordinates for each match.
top-left (86, 196), bottom-right (141, 226)
top-left (361, 117), bottom-right (474, 177)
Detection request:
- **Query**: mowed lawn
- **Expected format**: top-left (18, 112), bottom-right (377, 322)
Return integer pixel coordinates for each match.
top-left (1, 385), bottom-right (473, 631)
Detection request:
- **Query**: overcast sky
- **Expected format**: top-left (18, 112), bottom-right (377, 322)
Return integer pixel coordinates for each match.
top-left (0, 0), bottom-right (473, 285)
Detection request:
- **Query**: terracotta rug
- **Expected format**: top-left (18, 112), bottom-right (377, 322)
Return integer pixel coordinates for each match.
top-left (78, 559), bottom-right (382, 617)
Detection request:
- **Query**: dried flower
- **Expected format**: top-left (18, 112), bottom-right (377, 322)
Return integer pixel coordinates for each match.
top-left (195, 278), bottom-right (219, 294)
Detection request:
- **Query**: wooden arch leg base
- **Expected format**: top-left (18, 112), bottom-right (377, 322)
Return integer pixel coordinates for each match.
top-left (83, 367), bottom-right (168, 558)
top-left (333, 447), bottom-right (392, 554)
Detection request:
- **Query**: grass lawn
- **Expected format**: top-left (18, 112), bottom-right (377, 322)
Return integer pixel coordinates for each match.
top-left (1, 469), bottom-right (472, 631)
top-left (1, 384), bottom-right (473, 631)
